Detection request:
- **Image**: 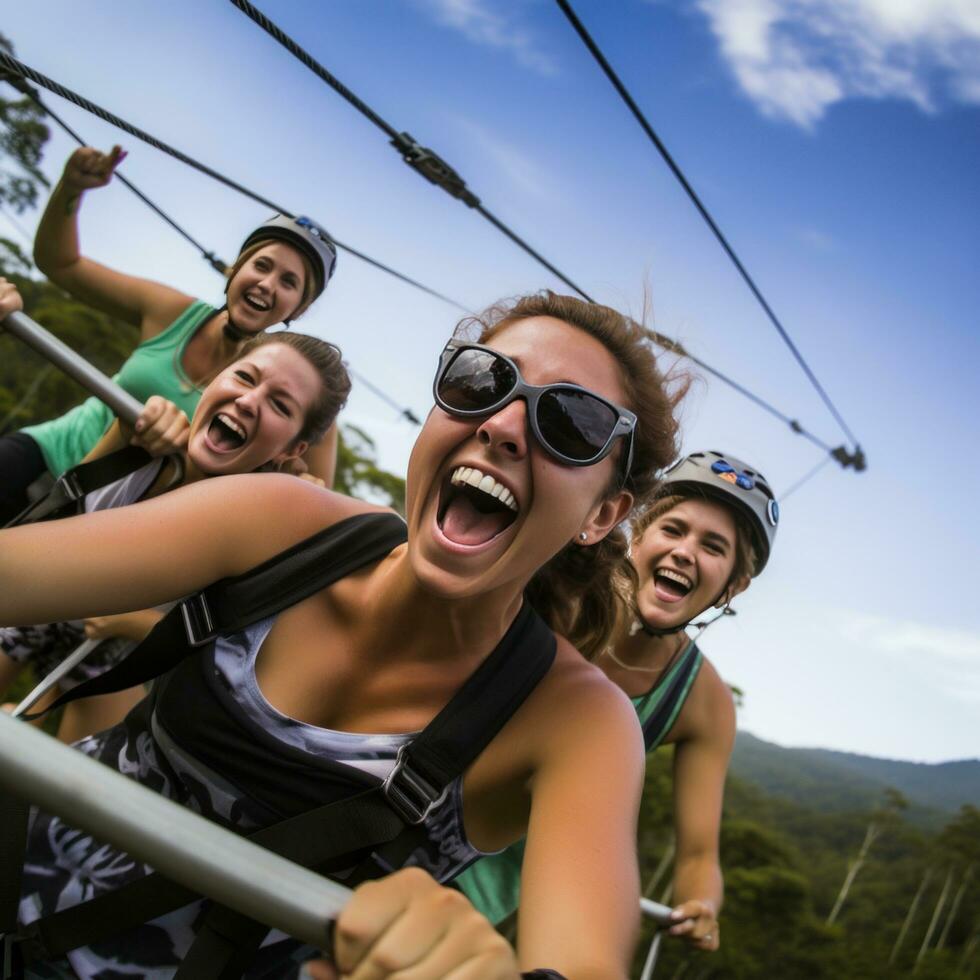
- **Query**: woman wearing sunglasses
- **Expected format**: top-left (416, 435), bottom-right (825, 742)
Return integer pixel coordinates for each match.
top-left (0, 292), bottom-right (685, 979)
top-left (0, 281), bottom-right (350, 742)
top-left (456, 450), bottom-right (779, 956)
top-left (0, 144), bottom-right (339, 525)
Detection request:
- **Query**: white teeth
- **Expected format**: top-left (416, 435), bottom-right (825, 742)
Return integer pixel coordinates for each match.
top-left (656, 567), bottom-right (693, 590)
top-left (217, 413), bottom-right (246, 440)
top-left (450, 466), bottom-right (518, 512)
top-left (246, 293), bottom-right (270, 310)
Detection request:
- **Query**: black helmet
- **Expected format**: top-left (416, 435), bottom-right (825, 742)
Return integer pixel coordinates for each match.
top-left (658, 450), bottom-right (778, 574)
top-left (239, 214), bottom-right (338, 300)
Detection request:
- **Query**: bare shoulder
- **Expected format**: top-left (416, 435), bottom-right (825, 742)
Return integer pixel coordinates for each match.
top-left (154, 475), bottom-right (395, 574)
top-left (676, 652), bottom-right (736, 748)
top-left (530, 635), bottom-right (644, 762)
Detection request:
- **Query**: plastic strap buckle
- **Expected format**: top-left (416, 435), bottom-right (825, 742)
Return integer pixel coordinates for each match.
top-left (57, 469), bottom-right (86, 503)
top-left (179, 594), bottom-right (216, 647)
top-left (381, 744), bottom-right (449, 825)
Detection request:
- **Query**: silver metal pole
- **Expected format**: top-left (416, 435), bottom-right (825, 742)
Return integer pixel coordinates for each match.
top-left (640, 896), bottom-right (674, 927)
top-left (637, 897), bottom-right (674, 979)
top-left (0, 712), bottom-right (350, 946)
top-left (639, 931), bottom-right (663, 980)
top-left (2, 310), bottom-right (143, 426)
top-left (11, 639), bottom-right (99, 717)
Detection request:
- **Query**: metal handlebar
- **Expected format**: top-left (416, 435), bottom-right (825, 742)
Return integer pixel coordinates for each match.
top-left (640, 896), bottom-right (674, 927)
top-left (0, 712), bottom-right (350, 946)
top-left (2, 310), bottom-right (143, 426)
top-left (11, 639), bottom-right (100, 717)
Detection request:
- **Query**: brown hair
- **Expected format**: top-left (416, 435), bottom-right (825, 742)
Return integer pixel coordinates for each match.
top-left (632, 492), bottom-right (758, 588)
top-left (458, 291), bottom-right (689, 659)
top-left (225, 240), bottom-right (318, 321)
top-left (237, 332), bottom-right (351, 444)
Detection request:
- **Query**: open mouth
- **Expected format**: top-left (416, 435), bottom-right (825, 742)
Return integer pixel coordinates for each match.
top-left (653, 567), bottom-right (694, 602)
top-left (436, 465), bottom-right (519, 547)
top-left (243, 291), bottom-right (271, 313)
top-left (206, 412), bottom-right (248, 453)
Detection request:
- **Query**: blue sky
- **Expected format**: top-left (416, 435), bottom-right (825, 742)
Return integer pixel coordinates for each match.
top-left (2, 0), bottom-right (978, 763)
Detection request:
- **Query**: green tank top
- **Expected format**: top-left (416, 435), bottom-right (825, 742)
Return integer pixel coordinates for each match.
top-left (23, 301), bottom-right (215, 476)
top-left (455, 640), bottom-right (702, 925)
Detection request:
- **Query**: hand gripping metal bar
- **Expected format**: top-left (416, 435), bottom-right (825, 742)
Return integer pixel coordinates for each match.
top-left (0, 711), bottom-right (350, 949)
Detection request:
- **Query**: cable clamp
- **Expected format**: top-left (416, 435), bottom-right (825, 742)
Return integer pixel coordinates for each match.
top-left (382, 744), bottom-right (449, 824)
top-left (831, 445), bottom-right (867, 472)
top-left (391, 132), bottom-right (481, 208)
top-left (179, 593), bottom-right (216, 647)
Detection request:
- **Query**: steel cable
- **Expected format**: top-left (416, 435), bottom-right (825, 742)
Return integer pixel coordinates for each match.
top-left (554, 0), bottom-right (864, 462)
top-left (0, 51), bottom-right (467, 312)
top-left (228, 0), bottom-right (594, 301)
top-left (0, 60), bottom-right (428, 423)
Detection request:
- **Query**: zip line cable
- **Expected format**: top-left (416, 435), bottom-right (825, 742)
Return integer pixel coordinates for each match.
top-left (0, 52), bottom-right (467, 315)
top-left (0, 60), bottom-right (447, 424)
top-left (2, 74), bottom-right (228, 274)
top-left (228, 0), bottom-right (856, 462)
top-left (554, 0), bottom-right (866, 472)
top-left (228, 0), bottom-right (593, 301)
top-left (2, 51), bottom-right (854, 455)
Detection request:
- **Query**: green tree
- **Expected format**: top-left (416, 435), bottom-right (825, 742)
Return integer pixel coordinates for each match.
top-left (0, 33), bottom-right (50, 215)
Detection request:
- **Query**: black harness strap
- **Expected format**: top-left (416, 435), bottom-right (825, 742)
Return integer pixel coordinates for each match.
top-left (641, 642), bottom-right (702, 752)
top-left (27, 511), bottom-right (409, 719)
top-left (7, 511), bottom-right (557, 979)
top-left (4, 446), bottom-right (156, 528)
top-left (176, 600), bottom-right (555, 978)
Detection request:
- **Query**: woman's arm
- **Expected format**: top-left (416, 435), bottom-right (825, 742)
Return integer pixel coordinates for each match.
top-left (668, 667), bottom-right (736, 951)
top-left (0, 474), bottom-right (364, 626)
top-left (517, 663), bottom-right (645, 979)
top-left (34, 147), bottom-right (193, 339)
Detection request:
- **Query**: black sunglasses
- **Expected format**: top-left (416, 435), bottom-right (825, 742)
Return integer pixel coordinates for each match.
top-left (433, 343), bottom-right (636, 484)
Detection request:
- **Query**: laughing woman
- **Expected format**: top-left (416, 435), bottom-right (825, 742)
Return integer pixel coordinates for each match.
top-left (0, 292), bottom-right (685, 979)
top-left (0, 144), bottom-right (338, 524)
top-left (0, 277), bottom-right (350, 739)
top-left (456, 450), bottom-right (779, 955)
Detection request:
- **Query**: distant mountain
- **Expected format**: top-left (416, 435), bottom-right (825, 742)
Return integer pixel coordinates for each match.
top-left (730, 731), bottom-right (979, 824)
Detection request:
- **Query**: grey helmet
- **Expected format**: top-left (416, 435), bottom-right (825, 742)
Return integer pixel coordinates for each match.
top-left (239, 214), bottom-right (338, 300)
top-left (658, 450), bottom-right (778, 575)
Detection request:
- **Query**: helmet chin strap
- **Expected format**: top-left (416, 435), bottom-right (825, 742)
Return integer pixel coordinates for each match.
top-left (217, 304), bottom-right (249, 344)
top-left (636, 580), bottom-right (735, 637)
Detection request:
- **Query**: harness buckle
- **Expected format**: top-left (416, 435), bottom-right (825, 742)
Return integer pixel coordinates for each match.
top-left (179, 593), bottom-right (216, 647)
top-left (58, 469), bottom-right (86, 503)
top-left (382, 744), bottom-right (449, 825)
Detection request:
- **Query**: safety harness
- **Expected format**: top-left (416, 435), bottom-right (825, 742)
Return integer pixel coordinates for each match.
top-left (4, 446), bottom-right (181, 528)
top-left (1, 512), bottom-right (556, 978)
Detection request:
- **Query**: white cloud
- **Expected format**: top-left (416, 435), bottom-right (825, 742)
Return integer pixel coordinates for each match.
top-left (414, 0), bottom-right (558, 75)
top-left (841, 611), bottom-right (980, 662)
top-left (695, 0), bottom-right (980, 127)
top-left (839, 611), bottom-right (980, 704)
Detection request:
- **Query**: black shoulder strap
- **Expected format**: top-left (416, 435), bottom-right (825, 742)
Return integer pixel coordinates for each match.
top-left (12, 603), bottom-right (557, 976)
top-left (31, 511), bottom-right (408, 718)
top-left (641, 642), bottom-right (702, 752)
top-left (4, 446), bottom-right (156, 528)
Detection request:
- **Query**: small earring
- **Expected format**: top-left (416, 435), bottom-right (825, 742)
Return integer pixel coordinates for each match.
top-left (578, 532), bottom-right (588, 542)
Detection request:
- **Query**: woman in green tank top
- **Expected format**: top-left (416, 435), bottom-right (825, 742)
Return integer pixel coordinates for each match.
top-left (0, 145), bottom-right (338, 523)
top-left (457, 450), bottom-right (780, 959)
